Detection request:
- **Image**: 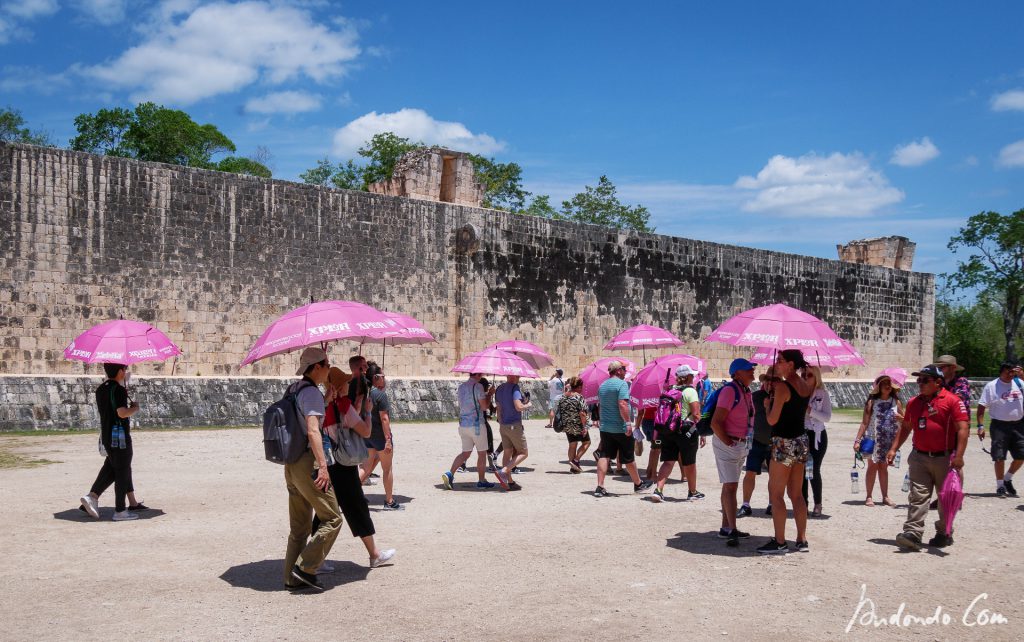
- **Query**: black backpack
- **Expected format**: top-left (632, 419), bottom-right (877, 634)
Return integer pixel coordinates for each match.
top-left (263, 380), bottom-right (315, 465)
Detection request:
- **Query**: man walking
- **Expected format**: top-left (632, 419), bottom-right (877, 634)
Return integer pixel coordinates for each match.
top-left (977, 362), bottom-right (1024, 498)
top-left (710, 358), bottom-right (757, 547)
top-left (79, 363), bottom-right (146, 521)
top-left (442, 373), bottom-right (496, 490)
top-left (594, 360), bottom-right (654, 497)
top-left (888, 365), bottom-right (969, 551)
top-left (494, 375), bottom-right (532, 490)
top-left (283, 347), bottom-right (343, 591)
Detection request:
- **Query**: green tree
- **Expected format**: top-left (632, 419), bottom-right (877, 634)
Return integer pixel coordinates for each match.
top-left (933, 287), bottom-right (1007, 377)
top-left (0, 106), bottom-right (53, 146)
top-left (468, 154), bottom-right (529, 211)
top-left (357, 132), bottom-right (422, 188)
top-left (70, 102), bottom-right (236, 169)
top-left (558, 175), bottom-right (653, 232)
top-left (299, 157), bottom-right (363, 190)
top-left (215, 156), bottom-right (272, 178)
top-left (522, 194), bottom-right (558, 218)
top-left (946, 209), bottom-right (1024, 362)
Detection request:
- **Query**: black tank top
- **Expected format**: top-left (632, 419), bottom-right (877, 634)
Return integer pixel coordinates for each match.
top-left (772, 380), bottom-right (809, 439)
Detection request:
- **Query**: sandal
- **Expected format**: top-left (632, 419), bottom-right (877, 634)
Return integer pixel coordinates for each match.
top-left (882, 497), bottom-right (895, 507)
top-left (864, 498), bottom-right (875, 507)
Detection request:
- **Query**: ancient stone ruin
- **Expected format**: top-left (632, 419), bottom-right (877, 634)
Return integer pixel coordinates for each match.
top-left (367, 147), bottom-right (485, 206)
top-left (837, 236), bottom-right (916, 271)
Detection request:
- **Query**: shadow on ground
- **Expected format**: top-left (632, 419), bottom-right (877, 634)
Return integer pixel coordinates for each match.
top-left (53, 507), bottom-right (166, 522)
top-left (219, 559), bottom-right (371, 592)
top-left (867, 537), bottom-right (949, 557)
top-left (666, 531), bottom-right (758, 557)
top-left (363, 493), bottom-right (415, 506)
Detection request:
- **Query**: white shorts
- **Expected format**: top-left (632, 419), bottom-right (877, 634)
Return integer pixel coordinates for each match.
top-left (712, 435), bottom-right (747, 484)
top-left (459, 425), bottom-right (488, 452)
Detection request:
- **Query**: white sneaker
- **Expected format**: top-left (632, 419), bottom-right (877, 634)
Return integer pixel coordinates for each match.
top-left (112, 510), bottom-right (139, 521)
top-left (317, 561), bottom-right (336, 573)
top-left (370, 548), bottom-right (396, 568)
top-left (80, 495), bottom-right (99, 519)
top-left (363, 478), bottom-right (377, 486)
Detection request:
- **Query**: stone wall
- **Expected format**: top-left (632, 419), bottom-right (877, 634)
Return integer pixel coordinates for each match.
top-left (837, 236), bottom-right (916, 271)
top-left (367, 147), bottom-right (484, 206)
top-left (0, 375), bottom-right (985, 432)
top-left (1, 142), bottom-right (933, 395)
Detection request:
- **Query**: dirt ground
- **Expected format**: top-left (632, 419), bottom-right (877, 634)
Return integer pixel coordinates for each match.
top-left (1, 413), bottom-right (1022, 641)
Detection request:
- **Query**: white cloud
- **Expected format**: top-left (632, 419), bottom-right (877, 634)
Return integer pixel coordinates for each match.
top-left (76, 0), bottom-right (128, 24)
top-left (332, 108), bottom-right (505, 157)
top-left (997, 139), bottom-right (1024, 168)
top-left (82, 1), bottom-right (360, 105)
top-left (734, 152), bottom-right (904, 217)
top-left (0, 64), bottom-right (69, 93)
top-left (991, 89), bottom-right (1024, 112)
top-left (890, 137), bottom-right (940, 167)
top-left (3, 0), bottom-right (58, 19)
top-left (245, 90), bottom-right (322, 114)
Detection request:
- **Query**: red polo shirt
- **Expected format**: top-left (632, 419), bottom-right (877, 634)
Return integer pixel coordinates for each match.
top-left (905, 388), bottom-right (968, 452)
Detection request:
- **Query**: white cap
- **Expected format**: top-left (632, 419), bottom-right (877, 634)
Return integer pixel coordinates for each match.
top-left (675, 365), bottom-right (696, 378)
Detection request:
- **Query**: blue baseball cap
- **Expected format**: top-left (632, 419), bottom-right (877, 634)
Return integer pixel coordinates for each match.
top-left (729, 358), bottom-right (757, 376)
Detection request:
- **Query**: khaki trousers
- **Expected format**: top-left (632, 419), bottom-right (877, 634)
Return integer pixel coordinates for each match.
top-left (902, 450), bottom-right (953, 538)
top-left (283, 450), bottom-right (342, 584)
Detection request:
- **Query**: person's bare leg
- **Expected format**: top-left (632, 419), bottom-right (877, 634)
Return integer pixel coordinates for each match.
top-left (655, 461), bottom-right (675, 493)
top-left (360, 534), bottom-right (380, 558)
top-left (646, 448), bottom-right (660, 479)
top-left (742, 471), bottom-right (757, 505)
top-left (683, 464), bottom-right (697, 494)
top-left (597, 456), bottom-right (609, 487)
top-left (721, 482), bottom-right (739, 531)
top-left (865, 460), bottom-right (878, 501)
top-left (568, 442), bottom-right (578, 465)
top-left (475, 451), bottom-right (487, 482)
top-left (449, 451), bottom-right (471, 476)
top-left (377, 449), bottom-right (395, 503)
top-left (360, 451), bottom-right (380, 482)
top-left (995, 460), bottom-right (1006, 482)
top-left (576, 440), bottom-right (591, 460)
top-left (768, 460), bottom-right (789, 543)
top-left (877, 464), bottom-right (890, 502)
top-left (503, 449), bottom-right (528, 480)
top-left (625, 461), bottom-right (642, 485)
top-left (788, 466), bottom-right (808, 542)
top-left (1009, 459), bottom-right (1024, 475)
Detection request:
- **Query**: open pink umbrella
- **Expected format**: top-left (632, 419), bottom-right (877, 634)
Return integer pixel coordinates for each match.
top-left (604, 324), bottom-right (683, 362)
top-left (706, 303), bottom-right (865, 365)
top-left (579, 357), bottom-right (638, 404)
top-left (362, 311), bottom-right (436, 368)
top-left (939, 465), bottom-right (964, 536)
top-left (877, 367), bottom-right (908, 388)
top-left (451, 347), bottom-right (539, 378)
top-left (241, 300), bottom-right (390, 366)
top-left (628, 354), bottom-right (706, 409)
top-left (65, 319), bottom-right (181, 364)
top-left (488, 340), bottom-right (554, 370)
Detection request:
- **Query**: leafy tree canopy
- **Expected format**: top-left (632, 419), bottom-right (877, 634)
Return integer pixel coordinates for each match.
top-left (0, 106), bottom-right (52, 146)
top-left (557, 175), bottom-right (653, 232)
top-left (468, 154), bottom-right (529, 211)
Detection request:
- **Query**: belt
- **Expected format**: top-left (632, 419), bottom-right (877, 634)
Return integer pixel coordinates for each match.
top-left (914, 448), bottom-right (952, 457)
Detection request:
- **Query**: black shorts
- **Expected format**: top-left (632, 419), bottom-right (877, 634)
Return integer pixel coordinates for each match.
top-left (990, 419), bottom-right (1024, 461)
top-left (657, 429), bottom-right (699, 466)
top-left (597, 431), bottom-right (635, 465)
top-left (566, 431), bottom-right (591, 444)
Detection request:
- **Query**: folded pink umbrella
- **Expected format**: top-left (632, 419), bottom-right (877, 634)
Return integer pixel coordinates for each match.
top-left (939, 465), bottom-right (964, 536)
top-left (65, 319), bottom-right (181, 364)
top-left (706, 303), bottom-right (865, 365)
top-left (488, 340), bottom-right (554, 370)
top-left (451, 347), bottom-right (539, 378)
top-left (628, 354), bottom-right (707, 409)
top-left (241, 300), bottom-right (390, 366)
top-left (579, 357), bottom-right (638, 405)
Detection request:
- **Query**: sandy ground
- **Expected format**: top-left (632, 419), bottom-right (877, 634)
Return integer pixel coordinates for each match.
top-left (1, 414), bottom-right (1022, 642)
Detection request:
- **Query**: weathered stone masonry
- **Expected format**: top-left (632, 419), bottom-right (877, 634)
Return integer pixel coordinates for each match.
top-left (0, 143), bottom-right (934, 429)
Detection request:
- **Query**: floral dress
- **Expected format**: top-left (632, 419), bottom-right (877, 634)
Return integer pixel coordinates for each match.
top-left (868, 398), bottom-right (899, 464)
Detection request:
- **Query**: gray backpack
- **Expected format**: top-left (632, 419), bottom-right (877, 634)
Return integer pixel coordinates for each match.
top-left (263, 381), bottom-right (314, 464)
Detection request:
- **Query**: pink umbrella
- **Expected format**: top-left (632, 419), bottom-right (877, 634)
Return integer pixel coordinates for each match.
top-left (628, 354), bottom-right (707, 409)
top-left (65, 319), bottom-right (181, 365)
top-left (706, 303), bottom-right (865, 365)
top-left (241, 300), bottom-right (390, 366)
top-left (579, 357), bottom-right (638, 404)
top-left (488, 340), bottom-right (555, 370)
top-left (939, 465), bottom-right (964, 536)
top-left (877, 367), bottom-right (908, 388)
top-left (604, 324), bottom-right (684, 362)
top-left (362, 311), bottom-right (436, 368)
top-left (451, 347), bottom-right (540, 378)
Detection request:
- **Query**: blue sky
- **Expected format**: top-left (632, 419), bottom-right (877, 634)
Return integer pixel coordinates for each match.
top-left (3, 0), bottom-right (1024, 276)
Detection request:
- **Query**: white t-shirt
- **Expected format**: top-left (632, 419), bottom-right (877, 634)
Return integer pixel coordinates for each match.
top-left (548, 377), bottom-right (564, 401)
top-left (979, 378), bottom-right (1024, 422)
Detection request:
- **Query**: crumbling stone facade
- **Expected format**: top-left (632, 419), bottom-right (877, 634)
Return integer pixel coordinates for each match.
top-left (367, 147), bottom-right (484, 206)
top-left (838, 236), bottom-right (916, 271)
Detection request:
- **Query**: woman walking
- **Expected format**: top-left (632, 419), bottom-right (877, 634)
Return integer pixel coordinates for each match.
top-left (758, 349), bottom-right (813, 555)
top-left (557, 376), bottom-right (591, 472)
top-left (854, 374), bottom-right (904, 507)
top-left (315, 368), bottom-right (396, 568)
top-left (359, 363), bottom-right (401, 510)
top-left (801, 366), bottom-right (832, 517)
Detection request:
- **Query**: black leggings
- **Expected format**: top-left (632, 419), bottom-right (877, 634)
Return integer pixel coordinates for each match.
top-left (313, 463), bottom-right (375, 538)
top-left (802, 429), bottom-right (828, 506)
top-left (90, 443), bottom-right (134, 511)
top-left (486, 419), bottom-right (500, 457)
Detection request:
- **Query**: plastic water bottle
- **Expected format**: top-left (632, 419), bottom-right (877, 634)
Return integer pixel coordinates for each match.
top-left (745, 428), bottom-right (754, 450)
top-left (893, 450), bottom-right (901, 469)
top-left (902, 472), bottom-right (910, 492)
top-left (850, 468), bottom-right (860, 494)
top-left (119, 424), bottom-right (127, 449)
top-left (804, 458), bottom-right (814, 481)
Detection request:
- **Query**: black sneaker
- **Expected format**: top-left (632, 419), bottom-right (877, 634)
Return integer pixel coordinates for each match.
top-left (927, 532), bottom-right (954, 548)
top-left (290, 565), bottom-right (324, 591)
top-left (737, 505), bottom-right (753, 518)
top-left (726, 532), bottom-right (739, 548)
top-left (634, 480), bottom-right (654, 493)
top-left (895, 531), bottom-right (922, 551)
top-left (997, 485), bottom-right (1007, 498)
top-left (717, 528), bottom-right (732, 539)
top-left (765, 504), bottom-right (772, 516)
top-left (1005, 480), bottom-right (1018, 497)
top-left (594, 486), bottom-right (608, 498)
top-left (382, 500), bottom-right (404, 511)
top-left (732, 528), bottom-right (750, 539)
top-left (687, 490), bottom-right (705, 500)
top-left (756, 538), bottom-right (788, 555)
top-left (794, 540), bottom-right (809, 553)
